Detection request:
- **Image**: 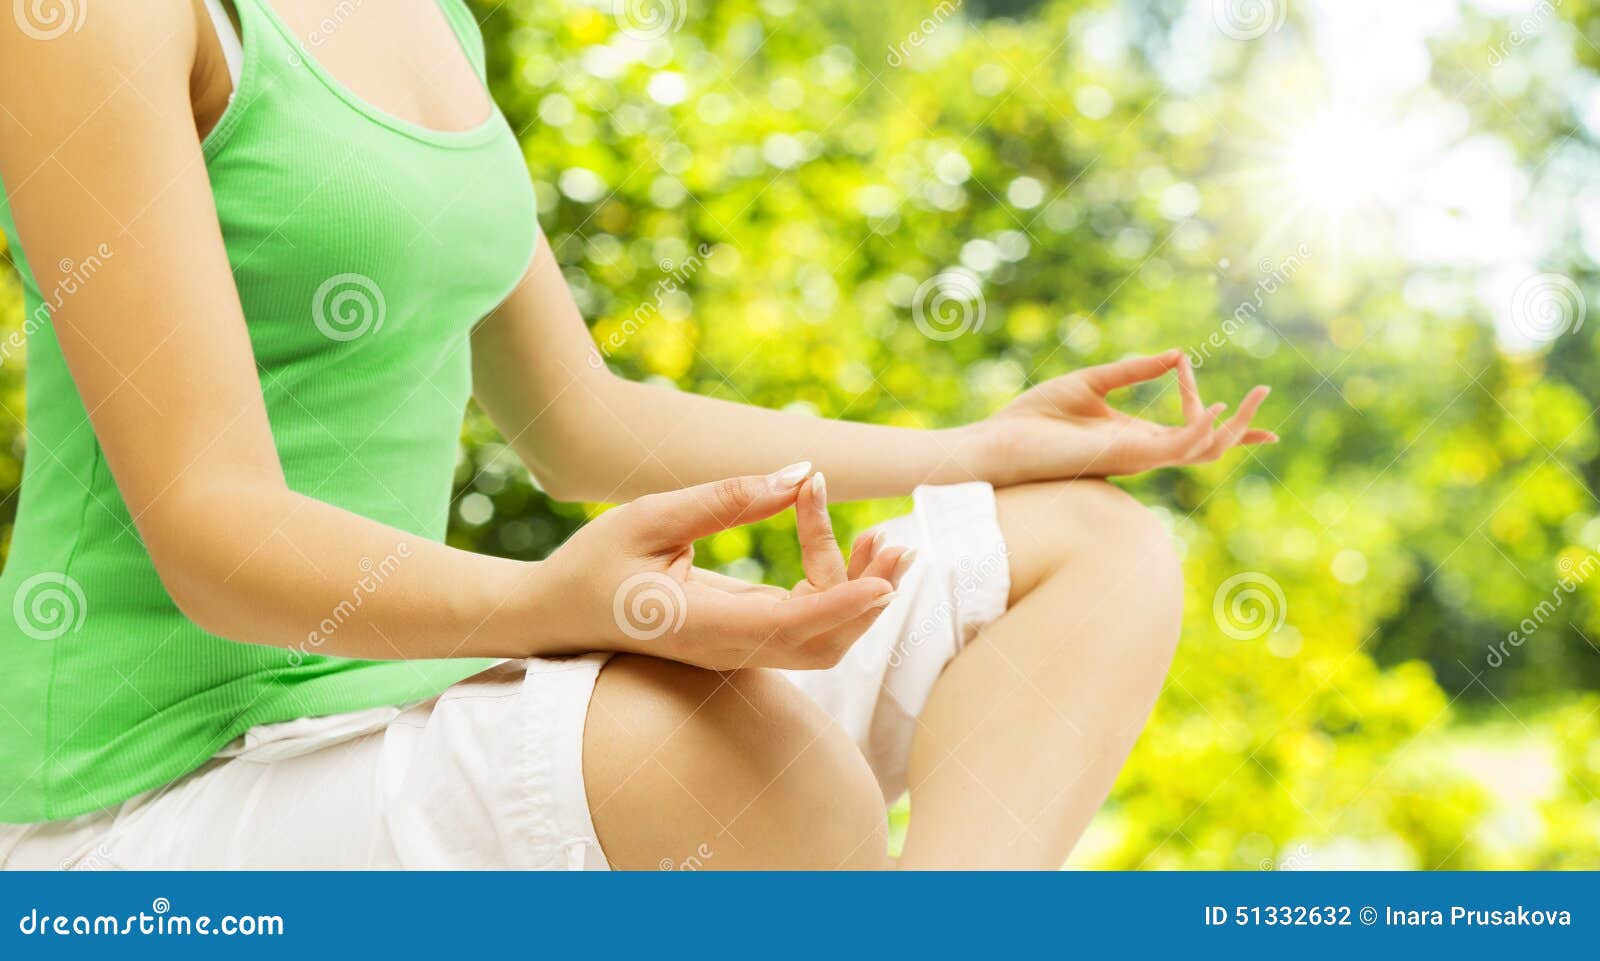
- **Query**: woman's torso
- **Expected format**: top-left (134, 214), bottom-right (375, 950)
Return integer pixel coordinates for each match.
top-left (0, 0), bottom-right (534, 821)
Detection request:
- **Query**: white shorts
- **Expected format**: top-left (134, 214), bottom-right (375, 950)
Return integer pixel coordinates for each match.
top-left (0, 483), bottom-right (1009, 870)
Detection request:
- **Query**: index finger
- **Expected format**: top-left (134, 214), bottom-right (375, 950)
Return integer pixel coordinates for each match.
top-left (1177, 353), bottom-right (1204, 423)
top-left (1080, 349), bottom-right (1183, 394)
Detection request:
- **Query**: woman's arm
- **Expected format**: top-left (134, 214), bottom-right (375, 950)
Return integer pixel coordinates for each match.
top-left (474, 239), bottom-right (1277, 506)
top-left (472, 246), bottom-right (975, 503)
top-left (0, 6), bottom-right (892, 670)
top-left (0, 8), bottom-right (553, 660)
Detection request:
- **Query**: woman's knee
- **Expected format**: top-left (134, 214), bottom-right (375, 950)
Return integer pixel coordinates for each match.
top-left (996, 479), bottom-right (1182, 607)
top-left (583, 655), bottom-right (890, 869)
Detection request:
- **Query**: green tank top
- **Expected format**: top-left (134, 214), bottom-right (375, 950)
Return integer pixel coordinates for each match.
top-left (0, 0), bottom-right (533, 821)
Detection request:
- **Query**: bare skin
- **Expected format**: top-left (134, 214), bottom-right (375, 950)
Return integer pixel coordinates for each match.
top-left (899, 480), bottom-right (1182, 868)
top-left (585, 478), bottom-right (1183, 870)
top-left (0, 1), bottom-right (1275, 868)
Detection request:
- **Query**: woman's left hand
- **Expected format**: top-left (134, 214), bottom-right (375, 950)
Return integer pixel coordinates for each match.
top-left (966, 349), bottom-right (1278, 486)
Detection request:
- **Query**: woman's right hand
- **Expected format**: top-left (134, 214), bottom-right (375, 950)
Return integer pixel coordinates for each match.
top-left (531, 463), bottom-right (908, 671)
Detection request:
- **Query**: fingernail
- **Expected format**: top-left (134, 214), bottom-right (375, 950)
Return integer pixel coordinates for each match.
top-left (768, 461), bottom-right (812, 491)
top-left (868, 592), bottom-right (897, 610)
top-left (894, 548), bottom-right (918, 579)
top-left (811, 471), bottom-right (827, 502)
top-left (871, 529), bottom-right (887, 551)
top-left (1259, 385), bottom-right (1272, 397)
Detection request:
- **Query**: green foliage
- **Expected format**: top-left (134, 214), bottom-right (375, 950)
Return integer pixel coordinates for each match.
top-left (4, 0), bottom-right (1598, 867)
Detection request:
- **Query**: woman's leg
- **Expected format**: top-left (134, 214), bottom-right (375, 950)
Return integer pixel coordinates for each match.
top-left (583, 655), bottom-right (892, 869)
top-left (897, 479), bottom-right (1184, 869)
top-left (580, 479), bottom-right (1181, 870)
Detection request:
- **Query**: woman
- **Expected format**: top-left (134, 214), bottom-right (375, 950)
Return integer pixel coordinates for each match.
top-left (0, 0), bottom-right (1273, 870)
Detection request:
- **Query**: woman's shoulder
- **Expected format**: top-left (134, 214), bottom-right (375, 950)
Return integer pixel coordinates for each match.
top-left (0, 0), bottom-right (210, 156)
top-left (2, 1), bottom-right (201, 85)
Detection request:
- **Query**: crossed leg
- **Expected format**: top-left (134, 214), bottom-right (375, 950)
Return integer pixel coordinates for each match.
top-left (582, 479), bottom-right (1182, 870)
top-left (583, 655), bottom-right (893, 869)
top-left (898, 479), bottom-right (1183, 868)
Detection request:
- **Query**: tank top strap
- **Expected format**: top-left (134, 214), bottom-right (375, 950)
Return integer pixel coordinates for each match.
top-left (221, 0), bottom-right (278, 54)
top-left (202, 0), bottom-right (244, 86)
top-left (215, 0), bottom-right (304, 90)
top-left (433, 0), bottom-right (489, 81)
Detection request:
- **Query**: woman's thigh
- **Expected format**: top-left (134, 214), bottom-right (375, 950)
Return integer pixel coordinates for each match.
top-left (583, 655), bottom-right (890, 870)
top-left (993, 478), bottom-right (1175, 602)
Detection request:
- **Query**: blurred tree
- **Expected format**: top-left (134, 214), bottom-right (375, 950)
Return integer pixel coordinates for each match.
top-left (3, 0), bottom-right (1597, 867)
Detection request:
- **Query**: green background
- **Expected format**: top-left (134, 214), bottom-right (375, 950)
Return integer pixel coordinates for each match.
top-left (5, 0), bottom-right (1600, 867)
